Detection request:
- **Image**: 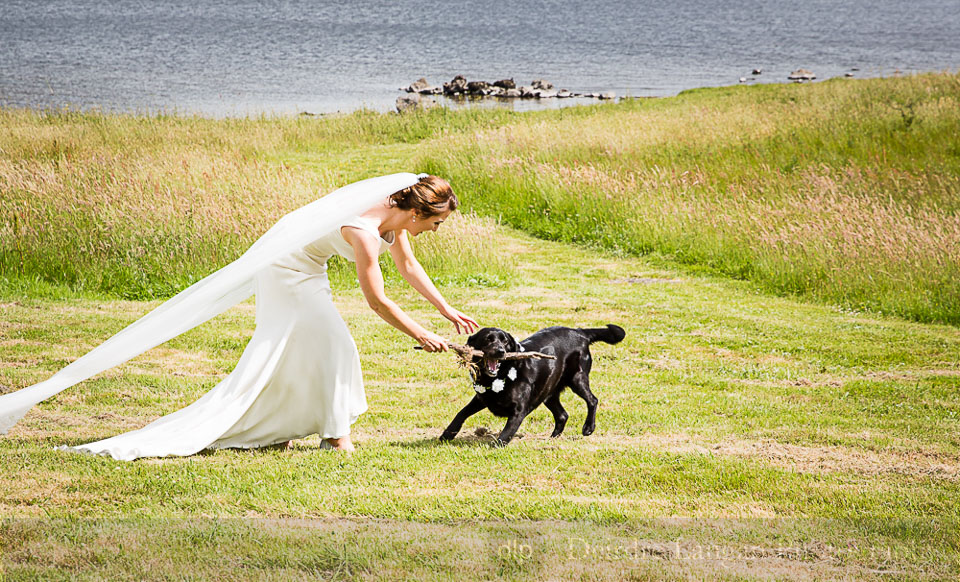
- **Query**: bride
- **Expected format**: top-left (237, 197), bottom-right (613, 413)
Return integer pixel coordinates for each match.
top-left (0, 173), bottom-right (477, 459)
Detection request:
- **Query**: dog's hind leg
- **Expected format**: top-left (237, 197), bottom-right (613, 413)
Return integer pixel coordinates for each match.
top-left (439, 396), bottom-right (487, 441)
top-left (568, 371), bottom-right (599, 436)
top-left (543, 394), bottom-right (569, 437)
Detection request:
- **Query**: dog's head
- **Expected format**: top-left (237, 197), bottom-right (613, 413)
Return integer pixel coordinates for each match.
top-left (467, 327), bottom-right (520, 378)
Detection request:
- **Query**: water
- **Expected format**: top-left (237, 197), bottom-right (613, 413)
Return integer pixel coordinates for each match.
top-left (1, 0), bottom-right (958, 117)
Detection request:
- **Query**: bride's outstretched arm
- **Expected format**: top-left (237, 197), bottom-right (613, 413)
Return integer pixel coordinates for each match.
top-left (344, 227), bottom-right (449, 352)
top-left (389, 230), bottom-right (479, 335)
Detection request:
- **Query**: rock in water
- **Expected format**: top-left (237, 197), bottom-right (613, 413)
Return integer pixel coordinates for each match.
top-left (406, 77), bottom-right (429, 93)
top-left (443, 75), bottom-right (468, 95)
top-left (599, 91), bottom-right (616, 100)
top-left (787, 69), bottom-right (816, 81)
top-left (493, 78), bottom-right (516, 89)
top-left (752, 68), bottom-right (763, 75)
top-left (466, 80), bottom-right (490, 94)
top-left (531, 79), bottom-right (554, 90)
top-left (396, 94), bottom-right (436, 114)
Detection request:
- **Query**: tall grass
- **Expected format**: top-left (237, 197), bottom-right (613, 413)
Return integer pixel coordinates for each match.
top-left (0, 107), bottom-right (517, 298)
top-left (417, 73), bottom-right (960, 324)
top-left (2, 74), bottom-right (959, 322)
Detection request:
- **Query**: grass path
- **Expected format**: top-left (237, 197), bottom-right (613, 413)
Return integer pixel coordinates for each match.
top-left (2, 226), bottom-right (958, 580)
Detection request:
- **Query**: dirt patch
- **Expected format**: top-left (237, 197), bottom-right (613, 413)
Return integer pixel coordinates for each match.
top-left (122, 347), bottom-right (224, 378)
top-left (615, 277), bottom-right (684, 284)
top-left (628, 432), bottom-right (960, 481)
top-left (360, 428), bottom-right (960, 481)
top-left (642, 355), bottom-right (688, 370)
top-left (0, 356), bottom-right (41, 369)
top-left (711, 438), bottom-right (960, 480)
top-left (867, 369), bottom-right (960, 381)
top-left (1, 517), bottom-right (930, 581)
top-left (10, 408), bottom-right (149, 440)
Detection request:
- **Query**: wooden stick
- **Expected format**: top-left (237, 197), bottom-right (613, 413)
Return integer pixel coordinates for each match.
top-left (415, 342), bottom-right (555, 361)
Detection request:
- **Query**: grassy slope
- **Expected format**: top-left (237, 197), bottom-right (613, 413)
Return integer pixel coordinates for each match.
top-left (3, 73), bottom-right (959, 322)
top-left (1, 75), bottom-right (959, 580)
top-left (418, 73), bottom-right (960, 324)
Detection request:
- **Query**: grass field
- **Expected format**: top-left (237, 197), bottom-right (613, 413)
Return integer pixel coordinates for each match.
top-left (1, 74), bottom-right (959, 580)
top-left (419, 73), bottom-right (960, 325)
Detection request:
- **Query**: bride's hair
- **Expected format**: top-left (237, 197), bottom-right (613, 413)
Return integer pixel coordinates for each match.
top-left (389, 175), bottom-right (458, 217)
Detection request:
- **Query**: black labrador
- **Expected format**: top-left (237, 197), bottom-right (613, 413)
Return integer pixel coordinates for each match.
top-left (439, 324), bottom-right (625, 446)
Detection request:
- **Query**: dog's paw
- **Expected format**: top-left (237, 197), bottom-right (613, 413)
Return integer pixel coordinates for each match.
top-left (438, 432), bottom-right (456, 442)
top-left (582, 424), bottom-right (595, 437)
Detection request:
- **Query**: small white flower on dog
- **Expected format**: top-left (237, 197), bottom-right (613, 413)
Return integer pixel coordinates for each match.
top-left (507, 367), bottom-right (517, 380)
top-left (474, 383), bottom-right (487, 394)
top-left (491, 379), bottom-right (505, 393)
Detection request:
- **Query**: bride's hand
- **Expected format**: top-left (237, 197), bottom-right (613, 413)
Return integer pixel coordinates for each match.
top-left (417, 331), bottom-right (449, 353)
top-left (441, 307), bottom-right (479, 335)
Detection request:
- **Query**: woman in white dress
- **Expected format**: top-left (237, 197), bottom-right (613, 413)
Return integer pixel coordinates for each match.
top-left (1, 174), bottom-right (477, 460)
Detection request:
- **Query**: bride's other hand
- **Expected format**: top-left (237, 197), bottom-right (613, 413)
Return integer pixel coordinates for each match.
top-left (442, 307), bottom-right (478, 335)
top-left (417, 331), bottom-right (449, 352)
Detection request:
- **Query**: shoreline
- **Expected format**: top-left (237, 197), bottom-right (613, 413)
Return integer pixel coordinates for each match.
top-left (2, 67), bottom-right (949, 120)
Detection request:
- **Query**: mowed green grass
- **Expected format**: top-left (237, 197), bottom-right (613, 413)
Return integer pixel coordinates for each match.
top-left (2, 228), bottom-right (958, 580)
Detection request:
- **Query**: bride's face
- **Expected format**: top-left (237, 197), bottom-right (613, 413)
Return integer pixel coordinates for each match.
top-left (408, 209), bottom-right (452, 237)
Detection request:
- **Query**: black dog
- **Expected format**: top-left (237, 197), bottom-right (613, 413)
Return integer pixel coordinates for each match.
top-left (439, 324), bottom-right (625, 446)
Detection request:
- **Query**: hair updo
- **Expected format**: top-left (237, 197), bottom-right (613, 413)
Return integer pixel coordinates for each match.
top-left (389, 175), bottom-right (458, 217)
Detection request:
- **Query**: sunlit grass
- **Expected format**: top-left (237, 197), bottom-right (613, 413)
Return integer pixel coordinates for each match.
top-left (1, 227), bottom-right (958, 579)
top-left (1, 74), bottom-right (959, 578)
top-left (418, 73), bottom-right (960, 324)
top-left (3, 74), bottom-right (958, 323)
top-left (0, 106), bottom-right (520, 299)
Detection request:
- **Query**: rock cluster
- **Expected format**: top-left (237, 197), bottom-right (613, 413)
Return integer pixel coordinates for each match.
top-left (403, 76), bottom-right (615, 101)
top-left (788, 69), bottom-right (817, 81)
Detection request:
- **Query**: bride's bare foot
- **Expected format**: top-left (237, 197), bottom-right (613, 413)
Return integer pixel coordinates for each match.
top-left (323, 436), bottom-right (355, 452)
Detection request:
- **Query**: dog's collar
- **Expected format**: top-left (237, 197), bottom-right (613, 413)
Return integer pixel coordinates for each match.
top-left (472, 365), bottom-right (518, 394)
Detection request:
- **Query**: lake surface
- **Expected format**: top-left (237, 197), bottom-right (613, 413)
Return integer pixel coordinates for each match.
top-left (1, 0), bottom-right (959, 117)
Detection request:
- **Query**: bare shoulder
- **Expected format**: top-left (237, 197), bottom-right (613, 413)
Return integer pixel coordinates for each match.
top-left (340, 225), bottom-right (381, 255)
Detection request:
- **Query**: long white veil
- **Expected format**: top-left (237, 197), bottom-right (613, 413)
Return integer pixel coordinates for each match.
top-left (0, 172), bottom-right (421, 434)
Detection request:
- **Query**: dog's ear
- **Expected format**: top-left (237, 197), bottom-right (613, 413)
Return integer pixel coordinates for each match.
top-left (467, 327), bottom-right (490, 349)
top-left (505, 332), bottom-right (520, 353)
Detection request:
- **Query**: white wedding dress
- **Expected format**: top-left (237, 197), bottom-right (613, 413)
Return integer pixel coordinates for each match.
top-left (62, 215), bottom-right (396, 460)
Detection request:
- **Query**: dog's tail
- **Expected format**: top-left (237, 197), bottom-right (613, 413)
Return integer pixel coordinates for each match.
top-left (579, 324), bottom-right (626, 345)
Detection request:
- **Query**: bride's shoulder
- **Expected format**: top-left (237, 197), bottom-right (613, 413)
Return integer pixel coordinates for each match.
top-left (339, 218), bottom-right (383, 246)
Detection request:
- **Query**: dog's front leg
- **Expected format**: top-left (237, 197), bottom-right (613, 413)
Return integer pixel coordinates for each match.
top-left (439, 396), bottom-right (487, 441)
top-left (495, 409), bottom-right (530, 447)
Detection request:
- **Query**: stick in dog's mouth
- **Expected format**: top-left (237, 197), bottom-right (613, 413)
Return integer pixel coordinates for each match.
top-left (413, 342), bottom-right (556, 364)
